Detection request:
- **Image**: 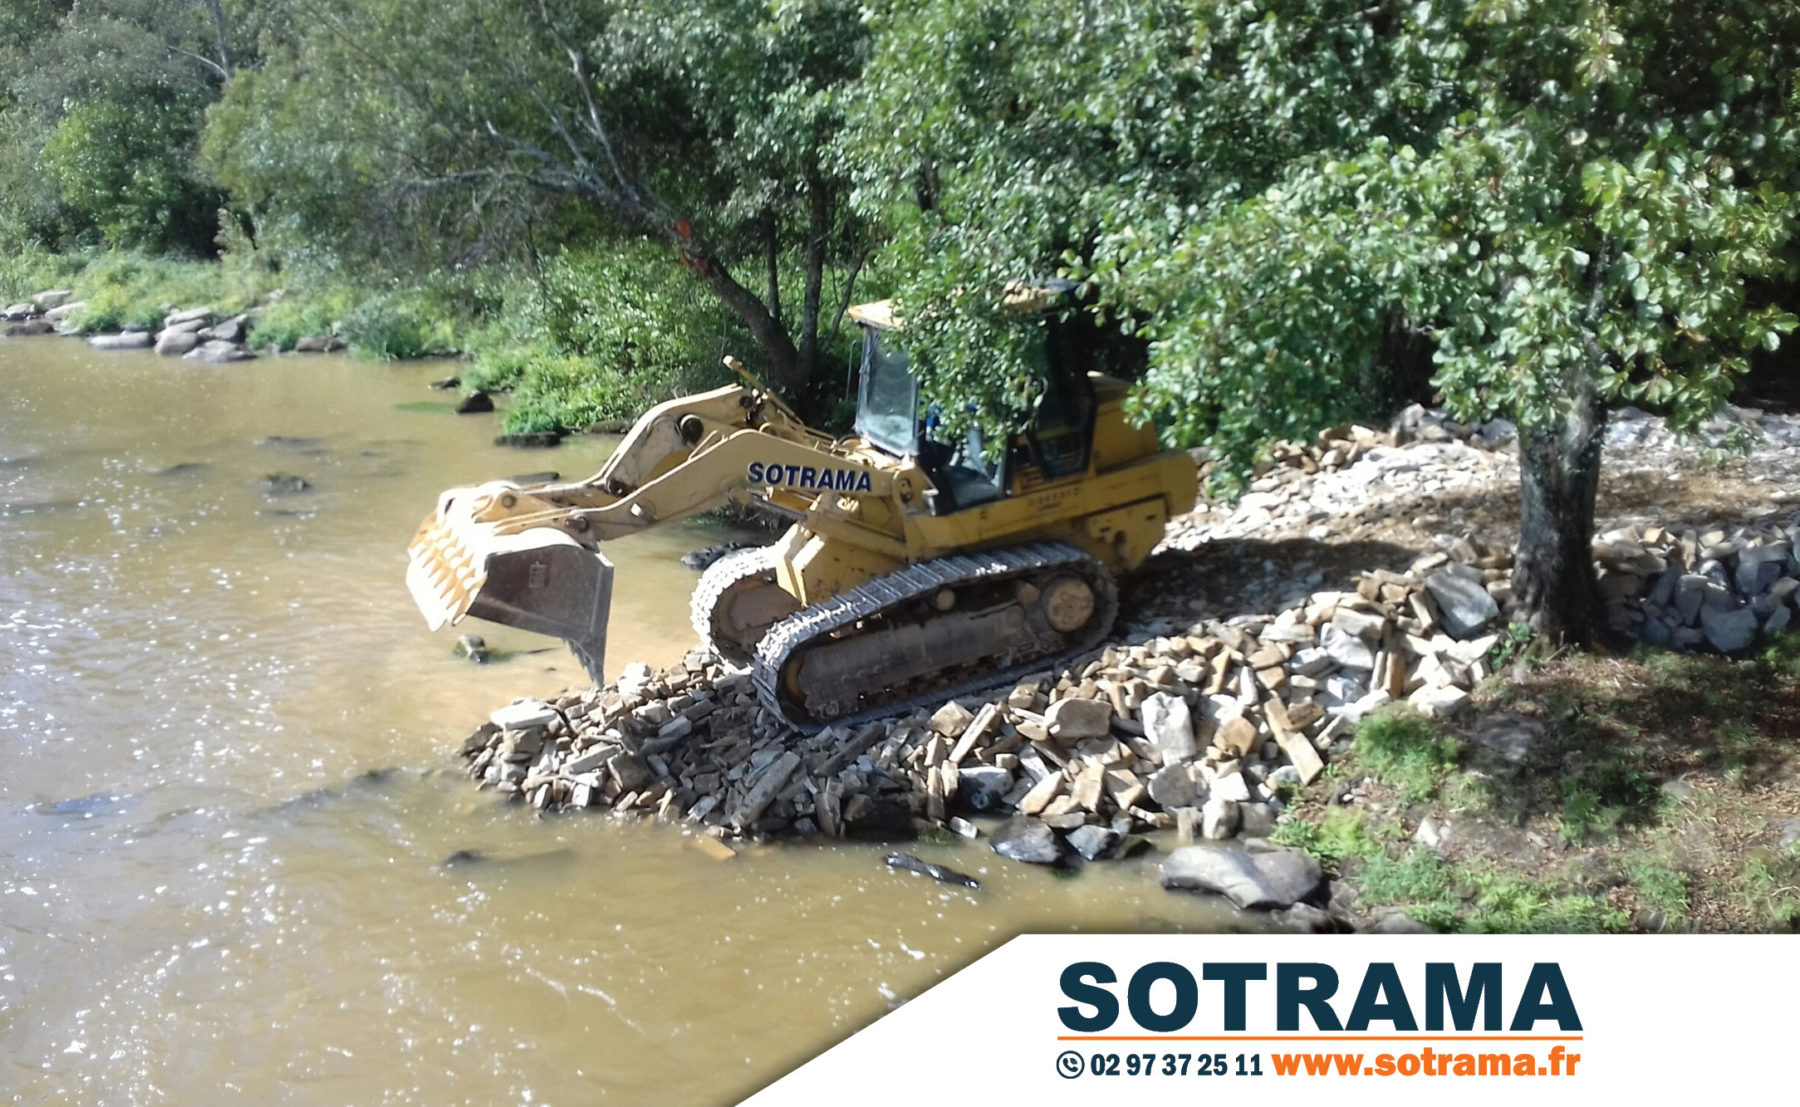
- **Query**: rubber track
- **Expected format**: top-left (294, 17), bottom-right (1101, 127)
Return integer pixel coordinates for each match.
top-left (751, 541), bottom-right (1117, 732)
top-left (688, 545), bottom-right (776, 668)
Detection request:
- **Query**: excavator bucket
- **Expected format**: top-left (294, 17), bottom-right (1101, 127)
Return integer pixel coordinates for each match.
top-left (405, 485), bottom-right (614, 683)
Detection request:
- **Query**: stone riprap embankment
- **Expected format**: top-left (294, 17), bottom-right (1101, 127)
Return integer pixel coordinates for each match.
top-left (459, 400), bottom-right (1800, 924)
top-left (1, 287), bottom-right (343, 359)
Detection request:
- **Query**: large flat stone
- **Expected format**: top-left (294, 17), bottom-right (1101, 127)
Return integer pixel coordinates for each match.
top-left (1160, 844), bottom-right (1324, 910)
top-left (90, 332), bottom-right (154, 350)
top-left (1046, 697), bottom-right (1112, 739)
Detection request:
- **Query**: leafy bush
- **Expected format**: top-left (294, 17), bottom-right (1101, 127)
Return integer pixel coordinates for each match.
top-left (0, 245), bottom-right (84, 304)
top-left (462, 243), bottom-right (743, 432)
top-left (339, 292), bottom-right (460, 360)
top-left (251, 289), bottom-right (357, 351)
top-left (52, 252), bottom-right (251, 332)
top-left (40, 98), bottom-right (218, 254)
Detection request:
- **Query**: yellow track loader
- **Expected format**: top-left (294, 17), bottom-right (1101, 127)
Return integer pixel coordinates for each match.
top-left (407, 288), bottom-right (1196, 729)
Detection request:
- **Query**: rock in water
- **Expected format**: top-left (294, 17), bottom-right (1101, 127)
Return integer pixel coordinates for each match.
top-left (90, 332), bottom-right (154, 350)
top-left (455, 390), bottom-right (494, 414)
top-left (681, 541), bottom-right (753, 571)
top-left (1160, 844), bottom-right (1324, 910)
top-left (154, 330), bottom-right (200, 356)
top-left (260, 473), bottom-right (312, 496)
top-left (184, 340), bottom-right (254, 362)
top-left (884, 853), bottom-right (980, 888)
top-left (1065, 825), bottom-right (1121, 861)
top-left (990, 816), bottom-right (1062, 865)
top-left (495, 431), bottom-right (564, 448)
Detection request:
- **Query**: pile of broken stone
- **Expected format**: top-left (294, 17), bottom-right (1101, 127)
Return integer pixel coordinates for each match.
top-left (455, 403), bottom-right (1800, 924)
top-left (456, 513), bottom-right (1799, 922)
top-left (2, 289), bottom-right (341, 361)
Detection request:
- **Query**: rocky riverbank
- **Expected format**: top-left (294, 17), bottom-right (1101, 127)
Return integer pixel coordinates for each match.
top-left (455, 400), bottom-right (1800, 928)
top-left (3, 288), bottom-right (344, 363)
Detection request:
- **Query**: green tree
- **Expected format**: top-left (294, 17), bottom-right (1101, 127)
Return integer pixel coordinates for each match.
top-left (206, 0), bottom-right (874, 396)
top-left (41, 97), bottom-right (219, 250)
top-left (853, 0), bottom-right (1800, 643)
top-left (0, 0), bottom-right (274, 251)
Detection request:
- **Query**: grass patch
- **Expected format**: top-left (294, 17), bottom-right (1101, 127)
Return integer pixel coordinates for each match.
top-left (1458, 868), bottom-right (1631, 934)
top-left (1269, 806), bottom-right (1391, 865)
top-left (1351, 707), bottom-right (1460, 802)
top-left (1735, 847), bottom-right (1800, 931)
top-left (1624, 852), bottom-right (1691, 928)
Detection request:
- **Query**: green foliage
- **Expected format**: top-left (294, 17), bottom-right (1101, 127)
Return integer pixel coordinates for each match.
top-left (54, 251), bottom-right (256, 332)
top-left (252, 289), bottom-right (357, 351)
top-left (1557, 757), bottom-right (1664, 843)
top-left (852, 0), bottom-right (1800, 491)
top-left (339, 292), bottom-right (458, 361)
top-left (40, 97), bottom-right (218, 253)
top-left (1625, 854), bottom-right (1691, 928)
top-left (0, 243), bottom-right (83, 303)
top-left (1487, 622), bottom-right (1536, 670)
top-left (1269, 806), bottom-right (1390, 866)
top-left (1458, 869), bottom-right (1631, 934)
top-left (1352, 707), bottom-right (1461, 802)
top-left (1736, 848), bottom-right (1800, 930)
top-left (538, 244), bottom-right (741, 375)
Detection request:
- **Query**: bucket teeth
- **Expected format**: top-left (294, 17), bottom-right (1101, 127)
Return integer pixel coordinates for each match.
top-left (405, 508), bottom-right (492, 627)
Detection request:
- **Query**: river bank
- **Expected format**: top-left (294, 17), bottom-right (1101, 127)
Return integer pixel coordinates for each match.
top-left (460, 400), bottom-right (1800, 933)
top-left (0, 243), bottom-right (758, 439)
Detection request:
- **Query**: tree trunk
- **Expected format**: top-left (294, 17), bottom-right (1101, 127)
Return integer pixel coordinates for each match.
top-left (797, 171), bottom-right (829, 384)
top-left (670, 229), bottom-right (805, 392)
top-left (762, 209), bottom-right (782, 329)
top-left (1513, 380), bottom-right (1606, 645)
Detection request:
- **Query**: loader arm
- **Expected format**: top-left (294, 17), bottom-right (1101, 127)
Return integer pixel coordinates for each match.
top-left (405, 382), bottom-right (900, 684)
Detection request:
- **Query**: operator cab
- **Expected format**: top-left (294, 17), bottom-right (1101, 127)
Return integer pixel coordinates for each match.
top-left (847, 288), bottom-right (1145, 514)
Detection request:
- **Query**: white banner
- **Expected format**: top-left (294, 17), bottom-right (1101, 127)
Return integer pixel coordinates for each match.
top-left (744, 934), bottom-right (1797, 1104)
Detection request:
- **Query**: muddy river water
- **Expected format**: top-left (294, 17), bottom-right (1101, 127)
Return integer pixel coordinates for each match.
top-left (0, 339), bottom-right (1234, 1104)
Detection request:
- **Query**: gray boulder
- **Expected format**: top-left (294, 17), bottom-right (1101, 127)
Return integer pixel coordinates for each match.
top-left (1065, 824), bottom-right (1121, 862)
top-left (164, 306), bottom-right (213, 328)
top-left (1702, 605), bottom-right (1758, 653)
top-left (991, 816), bottom-right (1062, 865)
top-left (956, 765), bottom-right (1013, 812)
top-left (89, 332), bottom-right (154, 350)
top-left (2, 302), bottom-right (37, 321)
top-left (184, 340), bottom-right (254, 363)
top-left (1140, 691), bottom-right (1197, 761)
top-left (1423, 570), bottom-right (1500, 638)
top-left (1160, 844), bottom-right (1324, 910)
top-left (199, 315), bottom-right (248, 344)
top-left (154, 330), bottom-right (200, 357)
